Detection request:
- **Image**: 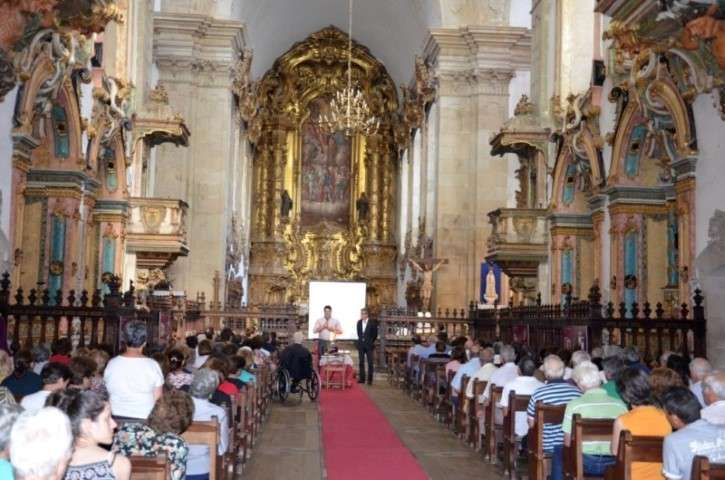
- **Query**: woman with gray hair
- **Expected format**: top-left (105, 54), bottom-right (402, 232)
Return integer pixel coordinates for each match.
top-left (187, 368), bottom-right (229, 480)
top-left (10, 407), bottom-right (74, 480)
top-left (103, 321), bottom-right (164, 420)
top-left (0, 403), bottom-right (22, 478)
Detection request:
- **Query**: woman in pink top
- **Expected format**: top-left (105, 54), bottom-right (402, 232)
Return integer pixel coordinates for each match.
top-left (445, 347), bottom-right (467, 376)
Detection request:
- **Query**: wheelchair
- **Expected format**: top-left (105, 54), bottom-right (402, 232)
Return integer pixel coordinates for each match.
top-left (273, 367), bottom-right (321, 402)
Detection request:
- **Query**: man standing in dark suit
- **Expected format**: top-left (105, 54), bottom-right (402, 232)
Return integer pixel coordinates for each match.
top-left (356, 308), bottom-right (378, 385)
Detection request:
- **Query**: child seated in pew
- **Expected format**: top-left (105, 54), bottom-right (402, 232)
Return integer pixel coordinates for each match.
top-left (113, 388), bottom-right (194, 480)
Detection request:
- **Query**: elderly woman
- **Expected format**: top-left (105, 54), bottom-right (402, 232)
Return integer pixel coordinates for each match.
top-left (113, 388), bottom-right (194, 480)
top-left (612, 367), bottom-right (672, 480)
top-left (48, 389), bottom-right (130, 479)
top-left (0, 403), bottom-right (22, 479)
top-left (89, 349), bottom-right (110, 396)
top-left (187, 368), bottom-right (229, 480)
top-left (9, 407), bottom-right (74, 480)
top-left (104, 321), bottom-right (164, 420)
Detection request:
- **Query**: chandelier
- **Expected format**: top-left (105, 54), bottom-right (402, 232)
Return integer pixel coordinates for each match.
top-left (320, 0), bottom-right (379, 136)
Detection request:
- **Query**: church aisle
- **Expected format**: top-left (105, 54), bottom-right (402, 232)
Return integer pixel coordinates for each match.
top-left (320, 382), bottom-right (428, 479)
top-left (242, 395), bottom-right (324, 479)
top-left (363, 380), bottom-right (503, 480)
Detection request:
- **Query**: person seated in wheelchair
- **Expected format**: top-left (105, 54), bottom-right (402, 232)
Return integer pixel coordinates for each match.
top-left (279, 331), bottom-right (313, 393)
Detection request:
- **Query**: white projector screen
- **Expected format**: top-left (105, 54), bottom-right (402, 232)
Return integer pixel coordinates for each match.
top-left (308, 281), bottom-right (367, 340)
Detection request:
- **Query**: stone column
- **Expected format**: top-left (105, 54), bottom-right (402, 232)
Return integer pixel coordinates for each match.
top-left (424, 25), bottom-right (530, 308)
top-left (153, 13), bottom-right (244, 296)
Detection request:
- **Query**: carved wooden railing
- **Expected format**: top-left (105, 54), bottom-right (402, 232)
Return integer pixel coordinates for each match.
top-left (0, 273), bottom-right (161, 355)
top-left (377, 307), bottom-right (472, 368)
top-left (471, 286), bottom-right (707, 361)
top-left (192, 304), bottom-right (302, 346)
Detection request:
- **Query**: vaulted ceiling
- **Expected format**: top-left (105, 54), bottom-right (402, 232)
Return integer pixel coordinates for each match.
top-left (236, 0), bottom-right (442, 85)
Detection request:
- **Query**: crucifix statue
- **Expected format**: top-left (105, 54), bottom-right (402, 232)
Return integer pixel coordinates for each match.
top-left (408, 256), bottom-right (448, 312)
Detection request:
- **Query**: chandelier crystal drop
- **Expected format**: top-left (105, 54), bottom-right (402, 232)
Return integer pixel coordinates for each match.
top-left (320, 0), bottom-right (379, 137)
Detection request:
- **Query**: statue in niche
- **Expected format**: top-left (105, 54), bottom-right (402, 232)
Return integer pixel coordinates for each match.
top-left (356, 192), bottom-right (369, 221)
top-left (408, 257), bottom-right (448, 312)
top-left (280, 190), bottom-right (293, 220)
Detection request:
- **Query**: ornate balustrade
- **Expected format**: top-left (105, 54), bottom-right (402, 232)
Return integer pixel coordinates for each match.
top-left (126, 198), bottom-right (189, 269)
top-left (486, 208), bottom-right (548, 279)
top-left (192, 305), bottom-right (301, 346)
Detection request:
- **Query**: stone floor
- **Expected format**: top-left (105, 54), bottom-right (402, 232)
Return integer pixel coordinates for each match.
top-left (243, 376), bottom-right (504, 479)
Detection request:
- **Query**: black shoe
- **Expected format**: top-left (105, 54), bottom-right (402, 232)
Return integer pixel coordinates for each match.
top-left (357, 379), bottom-right (365, 384)
top-left (367, 380), bottom-right (373, 385)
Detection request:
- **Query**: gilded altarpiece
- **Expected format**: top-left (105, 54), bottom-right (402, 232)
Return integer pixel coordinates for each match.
top-left (245, 28), bottom-right (400, 306)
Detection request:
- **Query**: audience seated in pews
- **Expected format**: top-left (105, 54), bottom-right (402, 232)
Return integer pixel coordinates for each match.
top-left (483, 344), bottom-right (518, 402)
top-left (649, 367), bottom-right (686, 405)
top-left (113, 388), bottom-right (193, 480)
top-left (611, 367), bottom-right (672, 479)
top-left (407, 335), bottom-right (426, 368)
top-left (450, 342), bottom-right (481, 408)
top-left (527, 354), bottom-right (582, 480)
top-left (88, 349), bottom-right (110, 397)
top-left (690, 358), bottom-right (713, 407)
top-left (1, 350), bottom-right (42, 401)
top-left (500, 356), bottom-right (543, 438)
top-left (47, 389), bottom-right (131, 480)
top-left (566, 350), bottom-right (591, 381)
top-left (667, 354), bottom-right (691, 387)
top-left (445, 347), bottom-right (467, 377)
top-left (49, 338), bottom-right (72, 366)
top-left (429, 341), bottom-right (451, 359)
top-left (601, 355), bottom-right (625, 402)
top-left (9, 407), bottom-right (74, 480)
top-left (662, 372), bottom-right (725, 480)
top-left (466, 347), bottom-right (496, 402)
top-left (187, 368), bottom-right (229, 480)
top-left (562, 361), bottom-right (628, 476)
top-left (68, 356), bottom-right (97, 391)
top-left (20, 363), bottom-right (70, 413)
top-left (166, 349), bottom-right (193, 389)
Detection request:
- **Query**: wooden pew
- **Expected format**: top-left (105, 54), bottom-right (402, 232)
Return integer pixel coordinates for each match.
top-left (456, 375), bottom-right (470, 437)
top-left (128, 455), bottom-right (169, 480)
top-left (502, 391), bottom-right (531, 480)
top-left (437, 369), bottom-right (455, 427)
top-left (692, 455), bottom-right (725, 480)
top-left (484, 385), bottom-right (503, 463)
top-left (527, 401), bottom-right (566, 480)
top-left (182, 418), bottom-right (222, 480)
top-left (410, 354), bottom-right (422, 400)
top-left (469, 379), bottom-right (487, 449)
top-left (564, 414), bottom-right (615, 480)
top-left (603, 430), bottom-right (663, 480)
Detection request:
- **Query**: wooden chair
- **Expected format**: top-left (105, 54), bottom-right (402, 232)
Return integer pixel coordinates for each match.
top-left (437, 369), bottom-right (455, 426)
top-left (469, 379), bottom-right (487, 449)
top-left (692, 455), bottom-right (725, 480)
top-left (128, 455), bottom-right (169, 480)
top-left (603, 430), bottom-right (663, 480)
top-left (564, 414), bottom-right (615, 480)
top-left (485, 385), bottom-right (503, 463)
top-left (528, 401), bottom-right (566, 480)
top-left (182, 418), bottom-right (222, 480)
top-left (502, 391), bottom-right (531, 480)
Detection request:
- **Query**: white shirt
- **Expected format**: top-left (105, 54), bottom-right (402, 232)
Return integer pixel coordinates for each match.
top-left (187, 397), bottom-right (229, 476)
top-left (104, 356), bottom-right (163, 419)
top-left (483, 362), bottom-right (519, 400)
top-left (20, 389), bottom-right (51, 413)
top-left (465, 363), bottom-right (498, 399)
top-left (314, 317), bottom-right (342, 341)
top-left (499, 376), bottom-right (544, 437)
top-left (691, 381), bottom-right (706, 407)
top-left (361, 319), bottom-right (368, 333)
top-left (451, 358), bottom-right (482, 395)
top-left (192, 354), bottom-right (209, 371)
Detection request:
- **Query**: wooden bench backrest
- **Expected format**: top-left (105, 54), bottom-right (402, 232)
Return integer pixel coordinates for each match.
top-left (129, 455), bottom-right (169, 480)
top-left (182, 418), bottom-right (220, 480)
top-left (604, 430), bottom-right (663, 480)
top-left (692, 455), bottom-right (725, 480)
top-left (528, 402), bottom-right (566, 480)
top-left (461, 374), bottom-right (470, 396)
top-left (503, 391), bottom-right (532, 439)
top-left (566, 414), bottom-right (615, 480)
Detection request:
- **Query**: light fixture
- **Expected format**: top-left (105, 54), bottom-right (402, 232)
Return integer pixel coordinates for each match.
top-left (320, 0), bottom-right (379, 136)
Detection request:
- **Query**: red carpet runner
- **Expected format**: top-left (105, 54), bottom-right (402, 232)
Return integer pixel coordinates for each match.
top-left (320, 383), bottom-right (428, 479)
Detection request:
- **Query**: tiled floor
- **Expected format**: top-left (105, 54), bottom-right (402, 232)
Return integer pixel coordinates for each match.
top-left (243, 377), bottom-right (505, 479)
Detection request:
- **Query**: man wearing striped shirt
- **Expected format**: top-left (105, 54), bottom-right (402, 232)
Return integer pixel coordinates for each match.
top-left (527, 355), bottom-right (582, 480)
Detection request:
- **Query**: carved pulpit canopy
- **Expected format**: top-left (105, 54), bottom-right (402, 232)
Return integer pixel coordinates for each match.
top-left (490, 94), bottom-right (550, 157)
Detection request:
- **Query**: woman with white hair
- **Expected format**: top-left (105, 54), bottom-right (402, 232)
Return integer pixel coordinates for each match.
top-left (561, 361), bottom-right (627, 477)
top-left (187, 368), bottom-right (229, 480)
top-left (9, 407), bottom-right (74, 480)
top-left (0, 403), bottom-right (22, 478)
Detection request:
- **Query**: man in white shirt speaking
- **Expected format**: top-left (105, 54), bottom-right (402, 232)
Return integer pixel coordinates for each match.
top-left (313, 305), bottom-right (343, 355)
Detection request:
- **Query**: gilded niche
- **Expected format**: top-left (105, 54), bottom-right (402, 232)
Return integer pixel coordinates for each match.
top-left (243, 27), bottom-right (402, 305)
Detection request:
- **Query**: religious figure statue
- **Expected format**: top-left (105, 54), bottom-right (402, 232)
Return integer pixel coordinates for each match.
top-left (408, 257), bottom-right (448, 312)
top-left (484, 268), bottom-right (498, 304)
top-left (281, 189), bottom-right (293, 219)
top-left (356, 192), bottom-right (369, 221)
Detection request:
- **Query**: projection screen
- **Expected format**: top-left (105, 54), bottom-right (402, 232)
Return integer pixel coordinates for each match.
top-left (307, 281), bottom-right (367, 340)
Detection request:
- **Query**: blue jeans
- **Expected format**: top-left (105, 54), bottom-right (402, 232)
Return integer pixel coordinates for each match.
top-left (582, 454), bottom-right (616, 477)
top-left (550, 444), bottom-right (564, 480)
top-left (186, 475), bottom-right (209, 480)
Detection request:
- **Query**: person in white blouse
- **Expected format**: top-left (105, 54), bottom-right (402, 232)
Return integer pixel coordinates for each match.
top-left (20, 363), bottom-right (71, 414)
top-left (313, 305), bottom-right (342, 355)
top-left (187, 368), bottom-right (229, 479)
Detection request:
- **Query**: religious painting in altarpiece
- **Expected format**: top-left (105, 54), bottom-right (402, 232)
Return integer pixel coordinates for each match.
top-left (300, 97), bottom-right (352, 227)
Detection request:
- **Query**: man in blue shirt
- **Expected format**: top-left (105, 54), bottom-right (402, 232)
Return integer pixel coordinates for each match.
top-left (451, 342), bottom-right (481, 408)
